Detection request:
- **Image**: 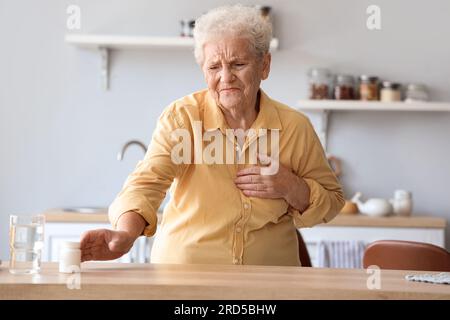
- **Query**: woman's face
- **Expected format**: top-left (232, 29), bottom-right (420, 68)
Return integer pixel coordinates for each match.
top-left (201, 37), bottom-right (271, 111)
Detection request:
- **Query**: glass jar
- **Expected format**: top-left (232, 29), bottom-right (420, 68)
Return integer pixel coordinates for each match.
top-left (334, 75), bottom-right (355, 100)
top-left (359, 75), bottom-right (379, 101)
top-left (405, 84), bottom-right (429, 102)
top-left (380, 81), bottom-right (402, 102)
top-left (9, 214), bottom-right (45, 274)
top-left (308, 68), bottom-right (332, 100)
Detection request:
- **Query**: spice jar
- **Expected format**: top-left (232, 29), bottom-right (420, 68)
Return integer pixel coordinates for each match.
top-left (359, 75), bottom-right (379, 101)
top-left (405, 84), bottom-right (429, 102)
top-left (334, 75), bottom-right (355, 100)
top-left (59, 241), bottom-right (81, 273)
top-left (308, 68), bottom-right (332, 100)
top-left (180, 19), bottom-right (195, 37)
top-left (380, 81), bottom-right (402, 102)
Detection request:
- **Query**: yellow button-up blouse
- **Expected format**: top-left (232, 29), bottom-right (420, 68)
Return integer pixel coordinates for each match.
top-left (109, 89), bottom-right (344, 266)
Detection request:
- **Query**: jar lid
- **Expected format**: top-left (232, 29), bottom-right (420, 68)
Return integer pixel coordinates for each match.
top-left (60, 241), bottom-right (80, 249)
top-left (336, 74), bottom-right (355, 83)
top-left (394, 190), bottom-right (411, 198)
top-left (407, 83), bottom-right (427, 91)
top-left (308, 67), bottom-right (331, 77)
top-left (382, 81), bottom-right (401, 89)
top-left (359, 75), bottom-right (379, 82)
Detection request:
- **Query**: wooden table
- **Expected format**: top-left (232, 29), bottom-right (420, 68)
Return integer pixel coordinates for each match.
top-left (0, 262), bottom-right (449, 300)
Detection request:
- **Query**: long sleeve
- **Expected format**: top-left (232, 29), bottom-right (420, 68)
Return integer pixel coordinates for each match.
top-left (108, 106), bottom-right (184, 237)
top-left (288, 118), bottom-right (345, 228)
top-left (105, 89), bottom-right (344, 266)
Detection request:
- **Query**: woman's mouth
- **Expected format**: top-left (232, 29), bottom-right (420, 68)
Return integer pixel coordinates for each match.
top-left (220, 88), bottom-right (240, 92)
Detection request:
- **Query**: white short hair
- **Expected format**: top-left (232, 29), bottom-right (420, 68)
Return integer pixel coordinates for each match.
top-left (193, 4), bottom-right (273, 65)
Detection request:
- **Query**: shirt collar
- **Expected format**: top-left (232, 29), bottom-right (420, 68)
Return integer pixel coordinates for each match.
top-left (203, 89), bottom-right (283, 133)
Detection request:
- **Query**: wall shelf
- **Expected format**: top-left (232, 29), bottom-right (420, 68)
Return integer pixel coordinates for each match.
top-left (65, 34), bottom-right (279, 50)
top-left (65, 34), bottom-right (279, 90)
top-left (298, 99), bottom-right (450, 112)
top-left (297, 100), bottom-right (450, 150)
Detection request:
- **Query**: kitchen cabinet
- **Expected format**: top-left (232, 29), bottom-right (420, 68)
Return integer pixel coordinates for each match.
top-left (300, 215), bottom-right (446, 267)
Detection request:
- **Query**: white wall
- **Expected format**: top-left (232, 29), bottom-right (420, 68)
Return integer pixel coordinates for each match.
top-left (1, 0), bottom-right (449, 259)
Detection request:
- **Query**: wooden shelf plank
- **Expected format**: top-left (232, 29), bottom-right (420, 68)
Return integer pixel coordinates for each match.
top-left (323, 214), bottom-right (447, 229)
top-left (297, 99), bottom-right (450, 112)
top-left (65, 34), bottom-right (279, 50)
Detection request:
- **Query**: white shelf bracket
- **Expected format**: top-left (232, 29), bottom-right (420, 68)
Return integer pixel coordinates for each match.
top-left (312, 109), bottom-right (330, 152)
top-left (99, 47), bottom-right (110, 90)
top-left (299, 108), bottom-right (330, 151)
top-left (320, 110), bottom-right (330, 151)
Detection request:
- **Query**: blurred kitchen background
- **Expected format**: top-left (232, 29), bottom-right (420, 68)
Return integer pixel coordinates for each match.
top-left (1, 0), bottom-right (450, 263)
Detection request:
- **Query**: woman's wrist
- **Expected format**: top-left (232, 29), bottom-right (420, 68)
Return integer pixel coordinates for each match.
top-left (116, 211), bottom-right (147, 240)
top-left (285, 175), bottom-right (310, 213)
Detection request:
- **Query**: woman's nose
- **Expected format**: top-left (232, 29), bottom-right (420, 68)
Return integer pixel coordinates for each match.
top-left (220, 67), bottom-right (235, 83)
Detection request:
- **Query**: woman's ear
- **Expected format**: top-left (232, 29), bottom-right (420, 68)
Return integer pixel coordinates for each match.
top-left (261, 53), bottom-right (271, 80)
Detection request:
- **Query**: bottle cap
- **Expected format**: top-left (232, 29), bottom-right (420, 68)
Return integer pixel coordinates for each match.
top-left (360, 75), bottom-right (379, 82)
top-left (60, 241), bottom-right (80, 249)
top-left (382, 81), bottom-right (401, 89)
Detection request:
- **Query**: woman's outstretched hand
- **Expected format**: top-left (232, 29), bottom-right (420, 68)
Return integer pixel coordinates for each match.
top-left (80, 229), bottom-right (136, 262)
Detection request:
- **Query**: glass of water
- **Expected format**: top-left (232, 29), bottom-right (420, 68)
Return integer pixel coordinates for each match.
top-left (9, 214), bottom-right (45, 274)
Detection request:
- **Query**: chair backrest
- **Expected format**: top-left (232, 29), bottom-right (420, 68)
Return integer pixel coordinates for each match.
top-left (296, 229), bottom-right (312, 267)
top-left (363, 240), bottom-right (450, 271)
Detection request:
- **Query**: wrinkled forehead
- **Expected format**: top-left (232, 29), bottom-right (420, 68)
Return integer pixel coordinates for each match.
top-left (202, 37), bottom-right (257, 64)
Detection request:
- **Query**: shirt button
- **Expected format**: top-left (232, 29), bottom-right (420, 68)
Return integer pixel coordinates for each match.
top-left (243, 203), bottom-right (249, 210)
top-left (236, 227), bottom-right (242, 233)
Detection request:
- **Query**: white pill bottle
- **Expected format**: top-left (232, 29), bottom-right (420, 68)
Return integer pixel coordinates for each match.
top-left (59, 241), bottom-right (81, 273)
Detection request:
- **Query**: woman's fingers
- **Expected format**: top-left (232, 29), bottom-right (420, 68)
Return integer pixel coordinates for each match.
top-left (236, 166), bottom-right (261, 176)
top-left (79, 229), bottom-right (133, 261)
top-left (237, 181), bottom-right (282, 198)
top-left (86, 243), bottom-right (115, 261)
top-left (81, 229), bottom-right (107, 248)
top-left (234, 174), bottom-right (263, 184)
top-left (81, 253), bottom-right (92, 262)
top-left (235, 183), bottom-right (267, 191)
top-left (80, 229), bottom-right (110, 260)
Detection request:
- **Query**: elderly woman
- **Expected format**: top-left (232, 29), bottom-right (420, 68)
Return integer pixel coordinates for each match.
top-left (80, 5), bottom-right (344, 266)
